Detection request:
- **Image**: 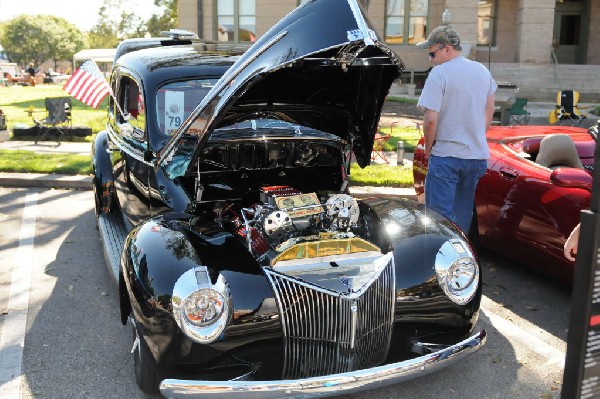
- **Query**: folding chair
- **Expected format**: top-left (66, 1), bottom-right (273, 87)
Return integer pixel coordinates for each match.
top-left (32, 97), bottom-right (72, 145)
top-left (509, 98), bottom-right (530, 126)
top-left (371, 130), bottom-right (391, 164)
top-left (548, 90), bottom-right (588, 126)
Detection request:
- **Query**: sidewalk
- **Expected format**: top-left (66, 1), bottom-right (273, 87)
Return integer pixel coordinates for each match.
top-left (0, 139), bottom-right (91, 155)
top-left (525, 102), bottom-right (599, 127)
top-left (384, 95), bottom-right (599, 128)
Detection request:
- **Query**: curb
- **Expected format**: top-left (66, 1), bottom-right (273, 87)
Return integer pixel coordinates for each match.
top-left (0, 173), bottom-right (92, 190)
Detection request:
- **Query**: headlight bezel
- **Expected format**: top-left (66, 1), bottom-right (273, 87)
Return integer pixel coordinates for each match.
top-left (172, 267), bottom-right (232, 344)
top-left (434, 238), bottom-right (480, 305)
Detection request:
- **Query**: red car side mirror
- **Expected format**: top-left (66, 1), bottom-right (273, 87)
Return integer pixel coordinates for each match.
top-left (551, 168), bottom-right (593, 192)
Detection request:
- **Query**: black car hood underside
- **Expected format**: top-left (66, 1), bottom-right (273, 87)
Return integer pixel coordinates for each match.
top-left (159, 0), bottom-right (404, 177)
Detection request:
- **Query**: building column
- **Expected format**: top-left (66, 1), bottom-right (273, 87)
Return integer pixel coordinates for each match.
top-left (178, 0), bottom-right (198, 35)
top-left (517, 0), bottom-right (555, 64)
top-left (442, 0), bottom-right (478, 58)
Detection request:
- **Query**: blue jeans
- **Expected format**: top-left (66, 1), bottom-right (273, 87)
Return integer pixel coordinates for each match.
top-left (425, 155), bottom-right (487, 233)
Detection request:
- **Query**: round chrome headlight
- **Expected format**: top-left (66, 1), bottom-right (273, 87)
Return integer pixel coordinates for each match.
top-left (435, 239), bottom-right (479, 305)
top-left (183, 289), bottom-right (226, 327)
top-left (172, 267), bottom-right (232, 344)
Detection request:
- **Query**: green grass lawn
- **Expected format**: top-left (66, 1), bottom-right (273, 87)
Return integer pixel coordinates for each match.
top-left (0, 150), bottom-right (91, 175)
top-left (350, 162), bottom-right (413, 187)
top-left (0, 85), bottom-right (416, 187)
top-left (379, 124), bottom-right (422, 153)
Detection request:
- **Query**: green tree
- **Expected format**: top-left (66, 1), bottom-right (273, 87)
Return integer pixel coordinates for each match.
top-left (88, 0), bottom-right (145, 48)
top-left (88, 0), bottom-right (134, 48)
top-left (46, 16), bottom-right (87, 69)
top-left (0, 15), bottom-right (86, 68)
top-left (146, 0), bottom-right (178, 36)
top-left (88, 0), bottom-right (178, 48)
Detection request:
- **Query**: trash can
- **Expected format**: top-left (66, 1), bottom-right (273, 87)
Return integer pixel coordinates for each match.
top-left (494, 83), bottom-right (519, 126)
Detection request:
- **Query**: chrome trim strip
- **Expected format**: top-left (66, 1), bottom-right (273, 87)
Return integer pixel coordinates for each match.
top-left (267, 252), bottom-right (393, 299)
top-left (347, 0), bottom-right (374, 46)
top-left (160, 330), bottom-right (487, 399)
top-left (105, 125), bottom-right (151, 166)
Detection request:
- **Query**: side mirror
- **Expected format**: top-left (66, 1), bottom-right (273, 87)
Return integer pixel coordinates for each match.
top-left (551, 168), bottom-right (593, 192)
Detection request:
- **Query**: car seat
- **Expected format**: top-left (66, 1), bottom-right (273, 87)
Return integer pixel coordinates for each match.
top-left (535, 134), bottom-right (583, 170)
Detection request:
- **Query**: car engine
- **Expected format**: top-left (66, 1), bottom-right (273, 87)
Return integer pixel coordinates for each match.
top-left (213, 185), bottom-right (362, 262)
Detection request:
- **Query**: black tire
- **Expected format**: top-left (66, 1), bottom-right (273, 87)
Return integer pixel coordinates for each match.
top-left (132, 324), bottom-right (159, 394)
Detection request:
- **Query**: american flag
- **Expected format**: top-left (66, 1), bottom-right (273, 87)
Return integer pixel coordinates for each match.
top-left (63, 60), bottom-right (111, 108)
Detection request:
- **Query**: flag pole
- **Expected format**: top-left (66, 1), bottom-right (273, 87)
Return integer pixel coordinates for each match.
top-left (109, 89), bottom-right (129, 121)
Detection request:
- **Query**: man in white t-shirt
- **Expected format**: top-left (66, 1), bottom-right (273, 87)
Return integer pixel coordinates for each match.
top-left (417, 25), bottom-right (497, 233)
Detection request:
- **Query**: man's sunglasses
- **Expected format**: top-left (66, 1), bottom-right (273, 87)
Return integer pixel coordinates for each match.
top-left (428, 46), bottom-right (446, 58)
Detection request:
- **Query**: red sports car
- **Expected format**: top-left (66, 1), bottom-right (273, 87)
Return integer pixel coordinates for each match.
top-left (413, 125), bottom-right (595, 285)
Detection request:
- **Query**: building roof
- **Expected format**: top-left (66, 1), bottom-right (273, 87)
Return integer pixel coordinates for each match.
top-left (72, 48), bottom-right (117, 63)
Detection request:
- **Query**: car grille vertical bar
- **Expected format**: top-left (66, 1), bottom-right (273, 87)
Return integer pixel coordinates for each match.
top-left (264, 258), bottom-right (395, 379)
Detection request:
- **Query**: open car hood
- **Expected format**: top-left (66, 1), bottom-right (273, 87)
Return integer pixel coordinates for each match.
top-left (158, 0), bottom-right (404, 177)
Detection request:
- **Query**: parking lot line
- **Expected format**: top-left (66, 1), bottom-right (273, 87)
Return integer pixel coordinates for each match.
top-left (481, 295), bottom-right (566, 367)
top-left (0, 193), bottom-right (38, 397)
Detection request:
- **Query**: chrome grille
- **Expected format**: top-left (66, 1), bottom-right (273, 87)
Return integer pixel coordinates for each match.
top-left (264, 257), bottom-right (395, 378)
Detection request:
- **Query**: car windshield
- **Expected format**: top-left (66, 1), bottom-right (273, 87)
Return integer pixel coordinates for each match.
top-left (156, 78), bottom-right (219, 135)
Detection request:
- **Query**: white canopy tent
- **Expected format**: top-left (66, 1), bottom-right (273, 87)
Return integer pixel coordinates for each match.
top-left (72, 48), bottom-right (117, 77)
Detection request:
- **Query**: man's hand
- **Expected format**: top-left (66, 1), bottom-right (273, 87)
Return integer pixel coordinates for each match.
top-left (423, 108), bottom-right (439, 156)
top-left (564, 223), bottom-right (580, 261)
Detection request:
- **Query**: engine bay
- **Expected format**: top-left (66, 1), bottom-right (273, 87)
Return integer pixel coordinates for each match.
top-left (212, 185), bottom-right (377, 265)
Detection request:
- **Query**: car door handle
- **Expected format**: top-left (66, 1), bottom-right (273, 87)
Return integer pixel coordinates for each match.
top-left (499, 167), bottom-right (519, 180)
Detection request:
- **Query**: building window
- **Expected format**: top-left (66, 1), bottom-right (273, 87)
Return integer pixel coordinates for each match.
top-left (477, 0), bottom-right (496, 46)
top-left (385, 0), bottom-right (428, 45)
top-left (216, 0), bottom-right (256, 43)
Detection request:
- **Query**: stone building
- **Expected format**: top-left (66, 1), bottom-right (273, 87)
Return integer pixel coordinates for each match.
top-left (178, 0), bottom-right (600, 101)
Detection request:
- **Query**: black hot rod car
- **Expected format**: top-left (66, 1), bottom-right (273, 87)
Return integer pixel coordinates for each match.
top-left (92, 1), bottom-right (486, 397)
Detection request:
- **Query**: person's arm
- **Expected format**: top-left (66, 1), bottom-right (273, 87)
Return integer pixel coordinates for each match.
top-left (422, 108), bottom-right (439, 157)
top-left (564, 223), bottom-right (580, 261)
top-left (485, 94), bottom-right (495, 132)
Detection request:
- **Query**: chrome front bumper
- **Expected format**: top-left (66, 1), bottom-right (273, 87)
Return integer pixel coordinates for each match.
top-left (160, 329), bottom-right (486, 399)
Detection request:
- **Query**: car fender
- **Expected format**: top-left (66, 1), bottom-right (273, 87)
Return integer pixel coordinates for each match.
top-left (92, 130), bottom-right (116, 214)
top-left (360, 197), bottom-right (465, 283)
top-left (360, 197), bottom-right (482, 327)
top-left (119, 213), bottom-right (276, 368)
